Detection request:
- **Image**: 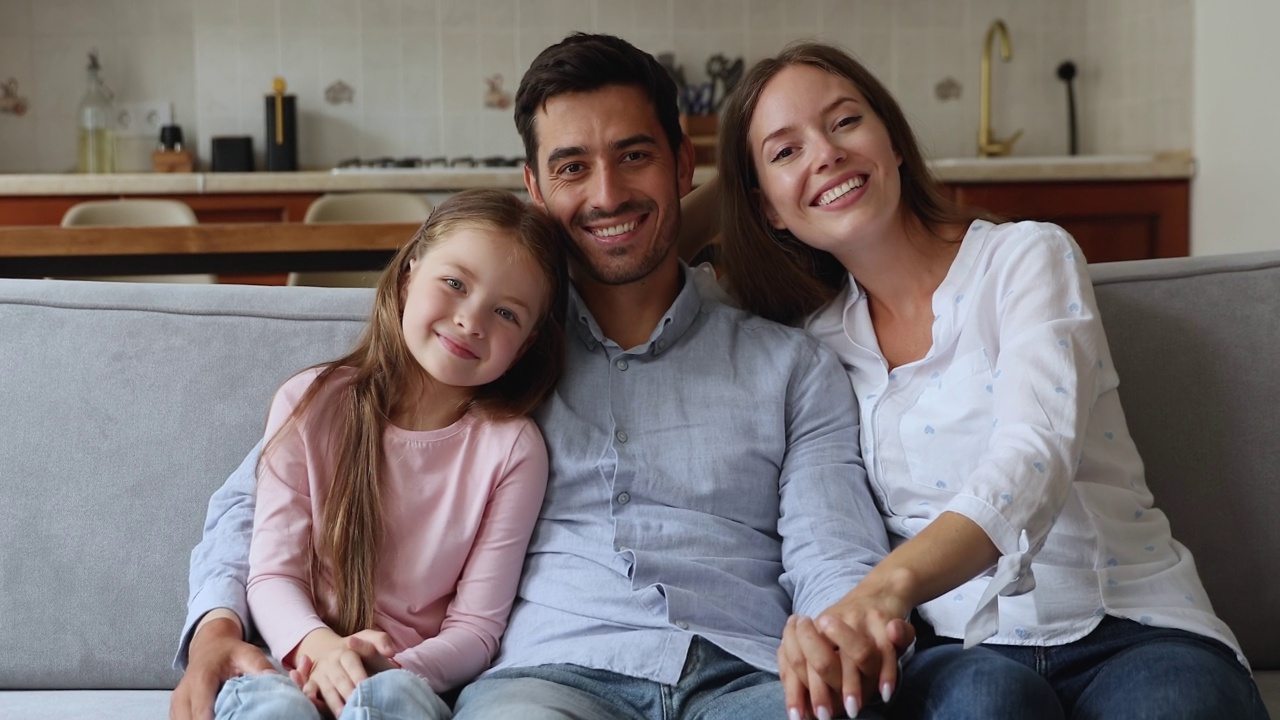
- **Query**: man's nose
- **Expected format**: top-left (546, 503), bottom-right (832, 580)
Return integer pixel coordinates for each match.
top-left (588, 163), bottom-right (628, 212)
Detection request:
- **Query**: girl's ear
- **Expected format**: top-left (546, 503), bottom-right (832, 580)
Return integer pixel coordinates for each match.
top-left (399, 258), bottom-right (417, 307)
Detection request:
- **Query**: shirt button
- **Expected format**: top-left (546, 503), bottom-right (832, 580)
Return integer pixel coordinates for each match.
top-left (617, 492), bottom-right (631, 505)
top-left (676, 620), bottom-right (689, 630)
top-left (616, 359), bottom-right (629, 371)
top-left (616, 430), bottom-right (628, 443)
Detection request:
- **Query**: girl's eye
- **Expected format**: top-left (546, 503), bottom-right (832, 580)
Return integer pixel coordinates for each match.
top-left (444, 277), bottom-right (463, 291)
top-left (496, 308), bottom-right (519, 324)
top-left (770, 146), bottom-right (795, 163)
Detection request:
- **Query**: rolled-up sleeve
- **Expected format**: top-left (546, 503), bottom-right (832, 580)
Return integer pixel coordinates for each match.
top-left (173, 438), bottom-right (263, 670)
top-left (950, 227), bottom-right (1104, 646)
top-left (778, 340), bottom-right (892, 618)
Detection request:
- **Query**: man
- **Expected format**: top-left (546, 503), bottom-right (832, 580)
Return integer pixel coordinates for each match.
top-left (171, 34), bottom-right (891, 720)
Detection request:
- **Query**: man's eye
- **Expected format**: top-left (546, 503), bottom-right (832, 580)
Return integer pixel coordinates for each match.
top-left (622, 151), bottom-right (646, 162)
top-left (558, 162), bottom-right (585, 175)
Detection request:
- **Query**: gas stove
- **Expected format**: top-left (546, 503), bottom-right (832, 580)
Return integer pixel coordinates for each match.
top-left (331, 155), bottom-right (525, 173)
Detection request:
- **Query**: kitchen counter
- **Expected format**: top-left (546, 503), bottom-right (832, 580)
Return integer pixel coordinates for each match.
top-left (0, 154), bottom-right (1193, 196)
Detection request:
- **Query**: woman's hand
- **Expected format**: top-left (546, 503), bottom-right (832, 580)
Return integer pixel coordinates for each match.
top-left (779, 597), bottom-right (914, 719)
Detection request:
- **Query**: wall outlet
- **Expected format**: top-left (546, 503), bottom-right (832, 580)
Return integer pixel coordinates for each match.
top-left (115, 101), bottom-right (173, 138)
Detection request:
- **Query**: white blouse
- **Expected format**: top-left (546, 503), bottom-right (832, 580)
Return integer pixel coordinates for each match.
top-left (806, 219), bottom-right (1246, 666)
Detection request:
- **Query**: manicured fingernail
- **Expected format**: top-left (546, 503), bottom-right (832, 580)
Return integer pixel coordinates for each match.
top-left (845, 695), bottom-right (860, 718)
top-left (816, 706), bottom-right (832, 720)
top-left (788, 708), bottom-right (801, 720)
top-left (881, 682), bottom-right (893, 704)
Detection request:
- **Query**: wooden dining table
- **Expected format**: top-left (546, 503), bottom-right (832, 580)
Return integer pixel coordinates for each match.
top-left (0, 222), bottom-right (422, 280)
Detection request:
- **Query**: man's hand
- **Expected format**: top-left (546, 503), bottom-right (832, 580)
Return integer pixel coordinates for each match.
top-left (170, 616), bottom-right (273, 720)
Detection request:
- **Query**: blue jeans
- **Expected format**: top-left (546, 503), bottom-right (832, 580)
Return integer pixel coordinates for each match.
top-left (453, 636), bottom-right (820, 720)
top-left (214, 669), bottom-right (452, 720)
top-left (889, 615), bottom-right (1270, 719)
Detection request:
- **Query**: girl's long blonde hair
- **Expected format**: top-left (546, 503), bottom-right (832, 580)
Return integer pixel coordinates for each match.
top-left (261, 189), bottom-right (568, 636)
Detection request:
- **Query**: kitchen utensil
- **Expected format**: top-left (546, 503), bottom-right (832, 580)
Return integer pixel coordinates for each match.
top-left (681, 82), bottom-right (714, 116)
top-left (1056, 60), bottom-right (1078, 156)
top-left (705, 54), bottom-right (745, 112)
top-left (211, 136), bottom-right (253, 172)
top-left (265, 76), bottom-right (298, 171)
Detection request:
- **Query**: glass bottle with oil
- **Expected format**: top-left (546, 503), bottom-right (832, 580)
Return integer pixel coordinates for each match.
top-left (78, 50), bottom-right (115, 173)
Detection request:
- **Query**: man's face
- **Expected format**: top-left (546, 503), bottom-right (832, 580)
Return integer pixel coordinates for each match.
top-left (523, 84), bottom-right (694, 287)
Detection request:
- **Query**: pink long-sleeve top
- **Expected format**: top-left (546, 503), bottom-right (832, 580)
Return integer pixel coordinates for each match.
top-left (246, 367), bottom-right (548, 691)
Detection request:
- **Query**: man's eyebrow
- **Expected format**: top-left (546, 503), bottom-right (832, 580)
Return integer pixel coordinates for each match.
top-left (611, 134), bottom-right (658, 151)
top-left (544, 134), bottom-right (659, 168)
top-left (546, 145), bottom-right (588, 167)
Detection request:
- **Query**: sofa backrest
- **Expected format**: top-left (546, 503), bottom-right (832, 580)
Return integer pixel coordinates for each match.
top-left (1090, 250), bottom-right (1280, 669)
top-left (0, 280), bottom-right (372, 690)
top-left (0, 249), bottom-right (1277, 689)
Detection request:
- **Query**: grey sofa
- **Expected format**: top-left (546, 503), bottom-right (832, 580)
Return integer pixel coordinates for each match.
top-left (1, 250), bottom-right (1278, 718)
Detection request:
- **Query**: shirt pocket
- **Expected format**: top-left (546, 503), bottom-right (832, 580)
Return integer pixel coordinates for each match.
top-left (898, 349), bottom-right (994, 495)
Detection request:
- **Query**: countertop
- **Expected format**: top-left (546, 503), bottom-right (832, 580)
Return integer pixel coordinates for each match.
top-left (0, 154), bottom-right (1194, 196)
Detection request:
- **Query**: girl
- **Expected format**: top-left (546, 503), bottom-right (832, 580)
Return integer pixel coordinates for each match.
top-left (215, 189), bottom-right (568, 720)
top-left (710, 43), bottom-right (1268, 720)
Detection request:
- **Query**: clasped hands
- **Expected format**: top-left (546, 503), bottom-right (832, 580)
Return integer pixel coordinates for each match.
top-left (779, 595), bottom-right (915, 720)
top-left (289, 628), bottom-right (400, 717)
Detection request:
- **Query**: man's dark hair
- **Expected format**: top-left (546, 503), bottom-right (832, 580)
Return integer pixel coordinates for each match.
top-left (514, 33), bottom-right (683, 171)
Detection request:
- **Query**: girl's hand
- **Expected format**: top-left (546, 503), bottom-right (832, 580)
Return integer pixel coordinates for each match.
top-left (344, 629), bottom-right (400, 674)
top-left (297, 634), bottom-right (370, 717)
top-left (287, 655), bottom-right (326, 715)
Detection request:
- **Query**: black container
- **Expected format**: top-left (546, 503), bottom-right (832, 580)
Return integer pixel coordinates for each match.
top-left (265, 94), bottom-right (298, 171)
top-left (210, 136), bottom-right (254, 172)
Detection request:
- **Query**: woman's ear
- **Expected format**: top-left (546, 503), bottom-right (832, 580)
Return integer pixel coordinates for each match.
top-left (754, 188), bottom-right (786, 230)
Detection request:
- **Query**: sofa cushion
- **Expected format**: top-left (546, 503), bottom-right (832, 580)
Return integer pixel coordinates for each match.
top-left (0, 280), bottom-right (372, 690)
top-left (1091, 250), bottom-right (1280, 671)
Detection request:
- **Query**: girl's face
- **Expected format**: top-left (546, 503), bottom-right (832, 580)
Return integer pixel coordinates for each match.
top-left (748, 63), bottom-right (903, 255)
top-left (400, 225), bottom-right (549, 392)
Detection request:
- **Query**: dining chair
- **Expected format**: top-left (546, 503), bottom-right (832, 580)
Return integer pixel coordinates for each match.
top-left (287, 192), bottom-right (433, 288)
top-left (58, 199), bottom-right (215, 283)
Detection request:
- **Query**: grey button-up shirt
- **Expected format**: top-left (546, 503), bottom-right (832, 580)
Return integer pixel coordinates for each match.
top-left (175, 265), bottom-right (889, 685)
top-left (491, 265), bottom-right (889, 683)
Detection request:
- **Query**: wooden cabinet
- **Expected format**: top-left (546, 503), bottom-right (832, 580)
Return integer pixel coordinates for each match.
top-left (0, 193), bottom-right (320, 226)
top-left (948, 180), bottom-right (1189, 262)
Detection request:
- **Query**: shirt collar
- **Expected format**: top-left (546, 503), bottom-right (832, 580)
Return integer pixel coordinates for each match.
top-left (569, 262), bottom-right (703, 355)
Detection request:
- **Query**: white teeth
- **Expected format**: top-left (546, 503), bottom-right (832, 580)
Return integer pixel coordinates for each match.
top-left (593, 220), bottom-right (638, 238)
top-left (817, 176), bottom-right (865, 206)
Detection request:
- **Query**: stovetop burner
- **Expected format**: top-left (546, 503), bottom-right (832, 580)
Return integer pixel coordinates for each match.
top-left (334, 155), bottom-right (524, 169)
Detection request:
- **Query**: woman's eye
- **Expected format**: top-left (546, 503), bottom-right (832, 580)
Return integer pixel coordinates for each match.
top-left (444, 278), bottom-right (463, 291)
top-left (837, 115), bottom-right (861, 128)
top-left (770, 146), bottom-right (795, 162)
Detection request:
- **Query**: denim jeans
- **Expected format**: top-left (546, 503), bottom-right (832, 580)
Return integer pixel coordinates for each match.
top-left (889, 615), bottom-right (1270, 720)
top-left (214, 669), bottom-right (452, 720)
top-left (453, 636), bottom-right (813, 720)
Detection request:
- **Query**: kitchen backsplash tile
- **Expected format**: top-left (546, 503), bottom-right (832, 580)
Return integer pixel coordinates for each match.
top-left (0, 0), bottom-right (1192, 172)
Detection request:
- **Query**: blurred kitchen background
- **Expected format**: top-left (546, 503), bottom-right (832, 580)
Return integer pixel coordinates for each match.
top-left (1, 0), bottom-right (1277, 256)
top-left (0, 0), bottom-right (1189, 172)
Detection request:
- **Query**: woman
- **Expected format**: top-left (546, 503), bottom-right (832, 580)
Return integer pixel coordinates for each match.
top-left (712, 42), bottom-right (1267, 720)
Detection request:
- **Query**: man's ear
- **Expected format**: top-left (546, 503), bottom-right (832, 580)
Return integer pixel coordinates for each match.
top-left (524, 163), bottom-right (546, 208)
top-left (676, 134), bottom-right (696, 197)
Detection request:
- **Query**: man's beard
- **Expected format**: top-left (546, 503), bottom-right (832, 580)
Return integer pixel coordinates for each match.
top-left (569, 199), bottom-right (679, 286)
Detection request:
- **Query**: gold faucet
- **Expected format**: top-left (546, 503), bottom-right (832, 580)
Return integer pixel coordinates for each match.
top-left (978, 19), bottom-right (1023, 157)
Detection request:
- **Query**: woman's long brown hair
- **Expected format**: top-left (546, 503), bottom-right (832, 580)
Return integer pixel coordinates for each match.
top-left (717, 42), bottom-right (988, 326)
top-left (261, 189), bottom-right (568, 636)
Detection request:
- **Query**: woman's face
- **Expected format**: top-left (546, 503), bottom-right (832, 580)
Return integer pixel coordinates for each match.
top-left (748, 64), bottom-right (902, 255)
